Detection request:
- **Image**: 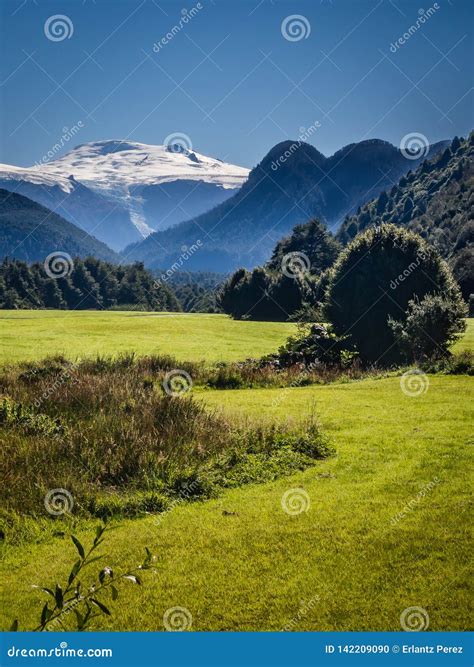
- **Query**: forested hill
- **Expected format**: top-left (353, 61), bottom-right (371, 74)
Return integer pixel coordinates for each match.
top-left (0, 188), bottom-right (119, 264)
top-left (123, 138), bottom-right (447, 273)
top-left (337, 133), bottom-right (473, 300)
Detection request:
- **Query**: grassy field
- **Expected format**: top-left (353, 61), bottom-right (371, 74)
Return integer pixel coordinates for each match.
top-left (0, 314), bottom-right (472, 632)
top-left (0, 311), bottom-right (296, 364)
top-left (1, 311), bottom-right (471, 366)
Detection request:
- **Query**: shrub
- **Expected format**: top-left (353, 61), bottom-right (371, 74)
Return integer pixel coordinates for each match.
top-left (389, 294), bottom-right (466, 361)
top-left (324, 224), bottom-right (465, 364)
top-left (275, 324), bottom-right (352, 366)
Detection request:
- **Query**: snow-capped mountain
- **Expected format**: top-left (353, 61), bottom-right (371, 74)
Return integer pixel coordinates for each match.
top-left (0, 140), bottom-right (249, 250)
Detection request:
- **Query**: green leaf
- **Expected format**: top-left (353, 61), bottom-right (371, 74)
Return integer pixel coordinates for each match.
top-left (32, 585), bottom-right (55, 597)
top-left (10, 619), bottom-right (18, 632)
top-left (68, 559), bottom-right (81, 585)
top-left (40, 603), bottom-right (51, 626)
top-left (91, 598), bottom-right (111, 615)
top-left (55, 584), bottom-right (64, 609)
top-left (93, 524), bottom-right (106, 546)
top-left (111, 585), bottom-right (118, 601)
top-left (73, 609), bottom-right (84, 630)
top-left (71, 535), bottom-right (85, 559)
top-left (123, 574), bottom-right (141, 585)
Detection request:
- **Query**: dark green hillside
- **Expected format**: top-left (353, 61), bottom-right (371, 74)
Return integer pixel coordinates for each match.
top-left (124, 138), bottom-right (446, 273)
top-left (0, 188), bottom-right (119, 264)
top-left (337, 133), bottom-right (474, 301)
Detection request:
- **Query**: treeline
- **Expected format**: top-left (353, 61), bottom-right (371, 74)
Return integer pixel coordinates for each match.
top-left (164, 271), bottom-right (224, 313)
top-left (218, 220), bottom-right (339, 320)
top-left (0, 257), bottom-right (180, 311)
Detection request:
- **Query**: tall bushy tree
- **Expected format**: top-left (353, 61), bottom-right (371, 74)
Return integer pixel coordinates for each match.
top-left (324, 224), bottom-right (466, 364)
top-left (268, 219), bottom-right (340, 275)
top-left (220, 218), bottom-right (339, 321)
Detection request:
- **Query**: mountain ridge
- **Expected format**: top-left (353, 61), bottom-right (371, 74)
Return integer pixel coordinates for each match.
top-left (124, 136), bottom-right (449, 272)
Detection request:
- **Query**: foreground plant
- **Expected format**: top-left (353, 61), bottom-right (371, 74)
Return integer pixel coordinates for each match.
top-left (10, 521), bottom-right (153, 631)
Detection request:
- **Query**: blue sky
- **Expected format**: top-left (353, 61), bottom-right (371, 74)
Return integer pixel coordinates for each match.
top-left (0, 0), bottom-right (472, 168)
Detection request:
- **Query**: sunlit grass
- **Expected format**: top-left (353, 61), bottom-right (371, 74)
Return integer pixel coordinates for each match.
top-left (1, 373), bottom-right (472, 631)
top-left (0, 311), bottom-right (296, 364)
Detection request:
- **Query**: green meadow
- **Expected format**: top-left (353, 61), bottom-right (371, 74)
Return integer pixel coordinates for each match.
top-left (0, 314), bottom-right (472, 631)
top-left (0, 311), bottom-right (296, 364)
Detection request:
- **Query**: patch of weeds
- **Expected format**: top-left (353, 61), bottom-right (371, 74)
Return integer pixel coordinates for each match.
top-left (0, 397), bottom-right (63, 436)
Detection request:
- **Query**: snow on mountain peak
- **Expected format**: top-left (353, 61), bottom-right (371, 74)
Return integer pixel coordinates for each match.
top-left (41, 139), bottom-right (249, 193)
top-left (0, 140), bottom-right (250, 243)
